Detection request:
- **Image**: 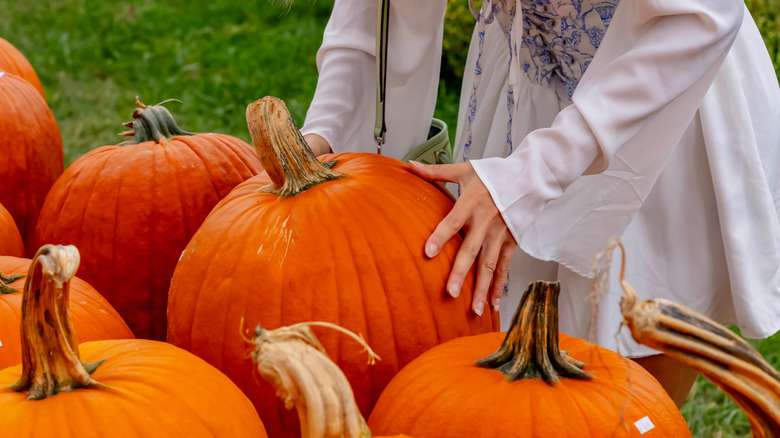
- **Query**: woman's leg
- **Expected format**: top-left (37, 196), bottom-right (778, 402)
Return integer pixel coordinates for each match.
top-left (633, 353), bottom-right (699, 409)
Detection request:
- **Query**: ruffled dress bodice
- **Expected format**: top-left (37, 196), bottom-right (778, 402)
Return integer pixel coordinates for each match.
top-left (519, 0), bottom-right (619, 100)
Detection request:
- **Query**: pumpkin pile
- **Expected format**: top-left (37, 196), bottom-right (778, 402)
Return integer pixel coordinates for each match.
top-left (33, 98), bottom-right (263, 340)
top-left (0, 245), bottom-right (266, 437)
top-left (2, 35), bottom-right (778, 438)
top-left (167, 96), bottom-right (498, 436)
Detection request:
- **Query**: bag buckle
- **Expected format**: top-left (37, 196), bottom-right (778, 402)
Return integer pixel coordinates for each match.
top-left (374, 132), bottom-right (385, 155)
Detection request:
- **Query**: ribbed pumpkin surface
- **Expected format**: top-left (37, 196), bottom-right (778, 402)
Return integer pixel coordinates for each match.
top-left (0, 38), bottom-right (44, 98)
top-left (168, 152), bottom-right (499, 437)
top-left (0, 255), bottom-right (133, 369)
top-left (0, 339), bottom-right (267, 437)
top-left (0, 72), bottom-right (62, 249)
top-left (34, 131), bottom-right (261, 340)
top-left (0, 203), bottom-right (24, 257)
top-left (368, 332), bottom-right (691, 437)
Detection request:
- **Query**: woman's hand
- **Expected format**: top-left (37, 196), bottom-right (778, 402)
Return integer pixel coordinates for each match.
top-left (303, 133), bottom-right (332, 156)
top-left (409, 161), bottom-right (517, 316)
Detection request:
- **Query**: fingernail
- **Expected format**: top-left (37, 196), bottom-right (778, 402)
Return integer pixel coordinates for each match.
top-left (409, 160), bottom-right (422, 167)
top-left (448, 282), bottom-right (461, 298)
top-left (425, 243), bottom-right (439, 258)
top-left (493, 297), bottom-right (500, 311)
top-left (474, 301), bottom-right (484, 316)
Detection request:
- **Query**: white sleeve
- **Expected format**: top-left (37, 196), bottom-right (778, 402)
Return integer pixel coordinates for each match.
top-left (301, 0), bottom-right (447, 159)
top-left (471, 0), bottom-right (745, 242)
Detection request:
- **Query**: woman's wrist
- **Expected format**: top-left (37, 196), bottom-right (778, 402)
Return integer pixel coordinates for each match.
top-left (303, 133), bottom-right (332, 156)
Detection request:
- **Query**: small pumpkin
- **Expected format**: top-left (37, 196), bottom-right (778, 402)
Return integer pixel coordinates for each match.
top-left (0, 71), bottom-right (63, 249)
top-left (368, 280), bottom-right (691, 437)
top-left (0, 202), bottom-right (25, 257)
top-left (0, 245), bottom-right (267, 438)
top-left (34, 99), bottom-right (262, 340)
top-left (0, 254), bottom-right (133, 369)
top-left (0, 38), bottom-right (45, 98)
top-left (167, 97), bottom-right (498, 437)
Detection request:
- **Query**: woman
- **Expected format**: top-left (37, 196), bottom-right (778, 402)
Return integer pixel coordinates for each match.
top-left (300, 0), bottom-right (780, 407)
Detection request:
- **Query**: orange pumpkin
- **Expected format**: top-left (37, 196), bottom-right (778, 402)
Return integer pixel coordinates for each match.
top-left (0, 71), bottom-right (63, 250)
top-left (0, 245), bottom-right (266, 438)
top-left (167, 97), bottom-right (498, 437)
top-left (0, 254), bottom-right (133, 369)
top-left (0, 203), bottom-right (24, 257)
top-left (368, 281), bottom-right (691, 437)
top-left (0, 38), bottom-right (44, 98)
top-left (34, 99), bottom-right (262, 340)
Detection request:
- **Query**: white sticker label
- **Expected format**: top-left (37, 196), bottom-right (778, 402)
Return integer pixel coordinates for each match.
top-left (634, 416), bottom-right (655, 434)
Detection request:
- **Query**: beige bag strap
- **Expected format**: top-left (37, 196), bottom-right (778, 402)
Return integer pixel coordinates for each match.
top-left (374, 0), bottom-right (390, 154)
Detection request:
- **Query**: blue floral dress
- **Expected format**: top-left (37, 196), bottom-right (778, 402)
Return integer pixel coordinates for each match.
top-left (453, 0), bottom-right (780, 357)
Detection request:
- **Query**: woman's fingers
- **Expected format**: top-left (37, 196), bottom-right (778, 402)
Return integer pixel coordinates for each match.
top-left (408, 160), bottom-right (464, 184)
top-left (411, 159), bottom-right (519, 316)
top-left (445, 211), bottom-right (491, 300)
top-left (472, 229), bottom-right (504, 315)
top-left (471, 225), bottom-right (515, 315)
top-left (489, 241), bottom-right (515, 311)
top-left (425, 191), bottom-right (473, 258)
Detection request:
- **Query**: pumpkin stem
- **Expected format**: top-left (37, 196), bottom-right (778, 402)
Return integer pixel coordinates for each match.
top-left (246, 96), bottom-right (345, 198)
top-left (0, 272), bottom-right (24, 295)
top-left (609, 241), bottom-right (780, 437)
top-left (119, 97), bottom-right (194, 144)
top-left (475, 281), bottom-right (593, 384)
top-left (251, 322), bottom-right (378, 438)
top-left (10, 245), bottom-right (104, 400)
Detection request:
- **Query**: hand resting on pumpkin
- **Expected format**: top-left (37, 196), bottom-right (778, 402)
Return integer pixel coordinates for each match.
top-left (409, 160), bottom-right (517, 316)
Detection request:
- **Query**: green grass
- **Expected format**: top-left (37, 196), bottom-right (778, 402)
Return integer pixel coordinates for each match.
top-left (747, 0), bottom-right (780, 79)
top-left (0, 0), bottom-right (335, 163)
top-left (2, 1), bottom-right (779, 436)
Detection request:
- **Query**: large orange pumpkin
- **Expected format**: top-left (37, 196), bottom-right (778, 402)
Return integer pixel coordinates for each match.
top-left (167, 97), bottom-right (498, 437)
top-left (368, 281), bottom-right (691, 437)
top-left (34, 100), bottom-right (262, 340)
top-left (0, 254), bottom-right (133, 369)
top-left (0, 203), bottom-right (24, 257)
top-left (0, 71), bottom-right (63, 249)
top-left (0, 38), bottom-right (44, 98)
top-left (0, 245), bottom-right (266, 437)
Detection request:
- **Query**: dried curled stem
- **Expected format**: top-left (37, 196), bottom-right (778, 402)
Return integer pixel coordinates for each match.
top-left (600, 239), bottom-right (780, 437)
top-left (246, 96), bottom-right (344, 198)
top-left (11, 245), bottom-right (104, 400)
top-left (251, 321), bottom-right (379, 438)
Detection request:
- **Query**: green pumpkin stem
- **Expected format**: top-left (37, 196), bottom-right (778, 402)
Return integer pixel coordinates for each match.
top-left (476, 281), bottom-right (593, 384)
top-left (246, 96), bottom-right (345, 198)
top-left (605, 239), bottom-right (780, 437)
top-left (118, 97), bottom-right (194, 144)
top-left (10, 245), bottom-right (103, 400)
top-left (0, 272), bottom-right (24, 294)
